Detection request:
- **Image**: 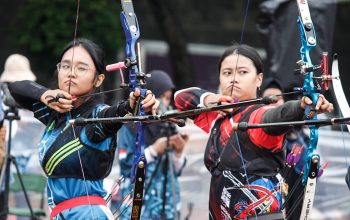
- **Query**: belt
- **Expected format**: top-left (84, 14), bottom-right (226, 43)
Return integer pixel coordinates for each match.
top-left (50, 195), bottom-right (106, 220)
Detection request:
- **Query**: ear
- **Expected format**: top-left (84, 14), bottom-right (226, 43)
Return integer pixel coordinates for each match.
top-left (94, 74), bottom-right (105, 87)
top-left (257, 72), bottom-right (263, 88)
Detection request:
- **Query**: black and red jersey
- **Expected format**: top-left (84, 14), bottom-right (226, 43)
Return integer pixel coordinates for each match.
top-left (175, 87), bottom-right (285, 176)
top-left (175, 87), bottom-right (305, 219)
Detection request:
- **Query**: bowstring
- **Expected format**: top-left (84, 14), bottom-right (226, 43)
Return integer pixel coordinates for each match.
top-left (231, 1), bottom-right (260, 219)
top-left (229, 0), bottom-right (250, 99)
top-left (68, 0), bottom-right (95, 219)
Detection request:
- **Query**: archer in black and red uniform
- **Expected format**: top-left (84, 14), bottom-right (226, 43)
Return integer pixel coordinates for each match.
top-left (174, 44), bottom-right (333, 220)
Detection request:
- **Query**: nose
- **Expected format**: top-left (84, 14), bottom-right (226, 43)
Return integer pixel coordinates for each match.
top-left (230, 72), bottom-right (238, 84)
top-left (67, 67), bottom-right (77, 78)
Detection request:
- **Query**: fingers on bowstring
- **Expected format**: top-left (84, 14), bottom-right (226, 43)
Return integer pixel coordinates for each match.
top-left (57, 93), bottom-right (73, 104)
top-left (46, 95), bottom-right (56, 104)
top-left (47, 92), bottom-right (72, 104)
top-left (50, 102), bottom-right (72, 113)
top-left (45, 95), bottom-right (71, 113)
top-left (218, 96), bottom-right (233, 104)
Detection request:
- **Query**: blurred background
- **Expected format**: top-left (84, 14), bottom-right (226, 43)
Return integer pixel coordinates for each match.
top-left (0, 0), bottom-right (349, 101)
top-left (1, 0), bottom-right (350, 219)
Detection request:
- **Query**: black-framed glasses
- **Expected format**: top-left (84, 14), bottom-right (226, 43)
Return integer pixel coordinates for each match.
top-left (56, 62), bottom-right (93, 76)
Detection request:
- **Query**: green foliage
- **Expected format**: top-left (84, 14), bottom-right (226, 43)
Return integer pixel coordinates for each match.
top-left (14, 0), bottom-right (121, 55)
top-left (11, 0), bottom-right (122, 83)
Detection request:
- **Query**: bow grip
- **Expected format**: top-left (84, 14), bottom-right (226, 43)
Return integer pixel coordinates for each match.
top-left (304, 93), bottom-right (319, 119)
top-left (132, 88), bottom-right (148, 116)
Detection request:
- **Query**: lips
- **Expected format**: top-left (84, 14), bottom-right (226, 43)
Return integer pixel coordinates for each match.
top-left (64, 80), bottom-right (76, 86)
top-left (227, 85), bottom-right (240, 92)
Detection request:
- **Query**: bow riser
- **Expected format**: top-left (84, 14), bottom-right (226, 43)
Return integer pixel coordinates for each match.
top-left (119, 1), bottom-right (147, 219)
top-left (297, 7), bottom-right (320, 185)
top-left (296, 0), bottom-right (321, 219)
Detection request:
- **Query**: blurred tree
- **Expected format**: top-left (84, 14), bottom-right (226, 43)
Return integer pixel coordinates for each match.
top-left (145, 0), bottom-right (193, 88)
top-left (9, 0), bottom-right (122, 96)
top-left (134, 0), bottom-right (260, 89)
top-left (2, 1), bottom-right (347, 95)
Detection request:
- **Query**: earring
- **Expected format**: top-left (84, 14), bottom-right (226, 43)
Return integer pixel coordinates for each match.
top-left (258, 86), bottom-right (261, 91)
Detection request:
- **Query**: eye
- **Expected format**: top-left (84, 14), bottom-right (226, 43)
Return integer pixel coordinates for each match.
top-left (238, 70), bottom-right (248, 75)
top-left (61, 64), bottom-right (71, 70)
top-left (76, 65), bottom-right (89, 72)
top-left (222, 70), bottom-right (232, 76)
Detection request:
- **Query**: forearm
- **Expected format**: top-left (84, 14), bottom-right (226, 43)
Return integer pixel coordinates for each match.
top-left (262, 100), bottom-right (305, 135)
top-left (99, 100), bottom-right (132, 133)
top-left (84, 101), bottom-right (133, 141)
top-left (174, 87), bottom-right (213, 111)
top-left (8, 80), bottom-right (48, 110)
top-left (104, 100), bottom-right (132, 117)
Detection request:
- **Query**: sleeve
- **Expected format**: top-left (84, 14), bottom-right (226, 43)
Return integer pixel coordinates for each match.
top-left (248, 100), bottom-right (305, 152)
top-left (247, 106), bottom-right (285, 152)
top-left (103, 100), bottom-right (133, 118)
top-left (174, 87), bottom-right (213, 111)
top-left (174, 87), bottom-right (218, 133)
top-left (84, 100), bottom-right (133, 142)
top-left (172, 154), bottom-right (187, 176)
top-left (117, 125), bottom-right (137, 178)
top-left (262, 100), bottom-right (305, 135)
top-left (100, 100), bottom-right (133, 133)
top-left (8, 80), bottom-right (48, 110)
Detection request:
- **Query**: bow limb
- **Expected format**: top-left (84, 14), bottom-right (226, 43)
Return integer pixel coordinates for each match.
top-left (331, 54), bottom-right (350, 190)
top-left (331, 55), bottom-right (350, 131)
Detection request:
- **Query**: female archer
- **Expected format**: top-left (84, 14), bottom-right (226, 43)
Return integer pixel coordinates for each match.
top-left (8, 38), bottom-right (159, 219)
top-left (174, 44), bottom-right (333, 219)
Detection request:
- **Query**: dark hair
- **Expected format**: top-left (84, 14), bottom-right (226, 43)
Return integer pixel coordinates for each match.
top-left (218, 44), bottom-right (263, 74)
top-left (58, 38), bottom-right (105, 75)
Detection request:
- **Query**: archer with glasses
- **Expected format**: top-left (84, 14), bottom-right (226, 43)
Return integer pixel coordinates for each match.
top-left (7, 38), bottom-right (159, 220)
